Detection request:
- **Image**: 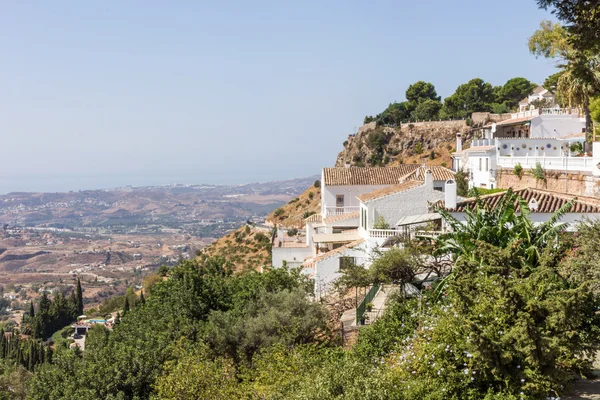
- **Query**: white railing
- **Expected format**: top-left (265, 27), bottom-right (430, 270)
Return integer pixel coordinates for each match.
top-left (510, 108), bottom-right (579, 119)
top-left (540, 108), bottom-right (579, 116)
top-left (497, 156), bottom-right (593, 171)
top-left (368, 229), bottom-right (402, 239)
top-left (325, 206), bottom-right (360, 216)
top-left (472, 138), bottom-right (497, 147)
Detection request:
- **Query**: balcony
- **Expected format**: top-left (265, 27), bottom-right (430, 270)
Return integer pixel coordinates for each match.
top-left (325, 206), bottom-right (360, 216)
top-left (511, 108), bottom-right (580, 119)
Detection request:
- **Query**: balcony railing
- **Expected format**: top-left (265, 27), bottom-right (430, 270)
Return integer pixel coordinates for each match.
top-left (325, 206), bottom-right (360, 216)
top-left (414, 230), bottom-right (443, 239)
top-left (368, 229), bottom-right (402, 239)
top-left (511, 108), bottom-right (579, 119)
top-left (497, 156), bottom-right (593, 171)
top-left (472, 138), bottom-right (497, 147)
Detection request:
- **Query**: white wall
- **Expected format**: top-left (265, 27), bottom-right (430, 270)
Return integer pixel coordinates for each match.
top-left (465, 154), bottom-right (497, 189)
top-left (364, 181), bottom-right (446, 229)
top-left (497, 138), bottom-right (570, 157)
top-left (272, 246), bottom-right (314, 268)
top-left (322, 184), bottom-right (389, 215)
top-left (313, 242), bottom-right (369, 298)
top-left (530, 115), bottom-right (585, 139)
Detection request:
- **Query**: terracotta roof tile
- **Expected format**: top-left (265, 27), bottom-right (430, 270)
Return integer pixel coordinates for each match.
top-left (440, 188), bottom-right (600, 213)
top-left (357, 181), bottom-right (424, 202)
top-left (495, 116), bottom-right (535, 126)
top-left (323, 166), bottom-right (420, 185)
top-left (303, 239), bottom-right (365, 268)
top-left (323, 211), bottom-right (360, 224)
top-left (323, 166), bottom-right (454, 186)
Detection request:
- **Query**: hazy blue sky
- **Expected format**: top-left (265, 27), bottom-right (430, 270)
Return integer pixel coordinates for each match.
top-left (1, 1), bottom-right (557, 193)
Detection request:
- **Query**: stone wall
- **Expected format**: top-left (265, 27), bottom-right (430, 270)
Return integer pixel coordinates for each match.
top-left (471, 112), bottom-right (512, 126)
top-left (496, 168), bottom-right (600, 197)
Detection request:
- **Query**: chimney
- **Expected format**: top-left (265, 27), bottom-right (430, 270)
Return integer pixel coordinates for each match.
top-left (445, 179), bottom-right (457, 210)
top-left (456, 133), bottom-right (462, 153)
top-left (277, 228), bottom-right (284, 242)
top-left (424, 169), bottom-right (433, 186)
top-left (344, 161), bottom-right (351, 168)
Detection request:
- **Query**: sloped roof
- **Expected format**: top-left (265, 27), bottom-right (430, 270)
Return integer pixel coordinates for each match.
top-left (303, 239), bottom-right (365, 268)
top-left (439, 188), bottom-right (600, 213)
top-left (357, 180), bottom-right (424, 202)
top-left (323, 166), bottom-right (455, 186)
top-left (495, 116), bottom-right (535, 127)
top-left (532, 85), bottom-right (549, 95)
top-left (323, 166), bottom-right (419, 185)
top-left (324, 211), bottom-right (360, 225)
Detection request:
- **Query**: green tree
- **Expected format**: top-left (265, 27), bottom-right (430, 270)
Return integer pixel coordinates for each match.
top-left (544, 71), bottom-right (563, 92)
top-left (537, 0), bottom-right (600, 52)
top-left (495, 77), bottom-right (537, 110)
top-left (443, 78), bottom-right (495, 118)
top-left (412, 98), bottom-right (442, 120)
top-left (406, 81), bottom-right (440, 104)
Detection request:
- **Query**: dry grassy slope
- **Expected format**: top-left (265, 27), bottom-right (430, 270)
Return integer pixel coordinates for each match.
top-left (198, 186), bottom-right (320, 271)
top-left (265, 185), bottom-right (321, 228)
top-left (200, 226), bottom-right (272, 271)
top-left (335, 121), bottom-right (474, 169)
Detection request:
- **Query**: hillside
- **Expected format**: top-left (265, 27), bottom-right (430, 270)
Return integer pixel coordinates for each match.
top-left (199, 225), bottom-right (273, 271)
top-left (202, 184), bottom-right (322, 268)
top-left (335, 120), bottom-right (474, 169)
top-left (265, 184), bottom-right (321, 228)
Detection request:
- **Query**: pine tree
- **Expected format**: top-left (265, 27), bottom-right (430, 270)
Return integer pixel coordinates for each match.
top-left (76, 278), bottom-right (84, 315)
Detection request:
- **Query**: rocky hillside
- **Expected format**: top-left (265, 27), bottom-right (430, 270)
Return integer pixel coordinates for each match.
top-left (199, 225), bottom-right (273, 271)
top-left (202, 184), bottom-right (322, 269)
top-left (265, 184), bottom-right (321, 228)
top-left (335, 120), bottom-right (474, 169)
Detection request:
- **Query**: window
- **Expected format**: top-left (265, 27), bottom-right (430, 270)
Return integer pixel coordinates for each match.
top-left (339, 257), bottom-right (356, 270)
top-left (336, 194), bottom-right (344, 208)
top-left (485, 158), bottom-right (489, 172)
top-left (361, 208), bottom-right (367, 229)
top-left (479, 158), bottom-right (482, 171)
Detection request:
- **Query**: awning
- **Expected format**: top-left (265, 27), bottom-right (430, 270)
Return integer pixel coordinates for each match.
top-left (312, 230), bottom-right (361, 243)
top-left (395, 213), bottom-right (440, 227)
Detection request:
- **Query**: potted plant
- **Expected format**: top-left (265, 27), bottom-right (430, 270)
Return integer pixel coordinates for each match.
top-left (365, 302), bottom-right (374, 312)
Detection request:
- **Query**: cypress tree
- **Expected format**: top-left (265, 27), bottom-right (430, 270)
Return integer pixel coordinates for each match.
top-left (29, 301), bottom-right (35, 319)
top-left (27, 341), bottom-right (34, 371)
top-left (39, 342), bottom-right (45, 364)
top-left (140, 291), bottom-right (145, 305)
top-left (76, 278), bottom-right (84, 315)
top-left (0, 329), bottom-right (4, 359)
top-left (123, 297), bottom-right (130, 315)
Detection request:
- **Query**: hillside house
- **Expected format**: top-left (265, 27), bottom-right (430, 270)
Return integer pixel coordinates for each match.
top-left (519, 86), bottom-right (557, 111)
top-left (452, 106), bottom-right (595, 189)
top-left (273, 166), bottom-right (458, 298)
top-left (437, 187), bottom-right (600, 228)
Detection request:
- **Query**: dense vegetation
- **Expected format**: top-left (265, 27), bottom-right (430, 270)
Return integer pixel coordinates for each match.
top-left (0, 188), bottom-right (593, 399)
top-left (364, 77), bottom-right (538, 125)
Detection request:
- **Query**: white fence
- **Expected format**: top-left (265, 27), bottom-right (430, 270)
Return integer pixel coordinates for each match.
top-left (325, 206), bottom-right (360, 216)
top-left (497, 156), bottom-right (593, 171)
top-left (368, 229), bottom-right (401, 239)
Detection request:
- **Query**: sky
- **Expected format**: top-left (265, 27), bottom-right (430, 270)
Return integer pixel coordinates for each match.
top-left (0, 1), bottom-right (558, 193)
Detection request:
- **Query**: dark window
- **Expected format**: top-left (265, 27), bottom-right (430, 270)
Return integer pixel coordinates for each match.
top-left (339, 257), bottom-right (356, 269)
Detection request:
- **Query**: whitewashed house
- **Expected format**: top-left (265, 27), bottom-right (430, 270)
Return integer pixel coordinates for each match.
top-left (519, 86), bottom-right (557, 111)
top-left (272, 166), bottom-right (458, 298)
top-left (452, 106), bottom-right (595, 189)
top-left (439, 187), bottom-right (600, 228)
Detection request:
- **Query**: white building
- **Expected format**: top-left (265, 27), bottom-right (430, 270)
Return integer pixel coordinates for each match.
top-left (453, 107), bottom-right (594, 189)
top-left (519, 86), bottom-right (557, 111)
top-left (272, 166), bottom-right (458, 298)
top-left (439, 187), bottom-right (600, 228)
